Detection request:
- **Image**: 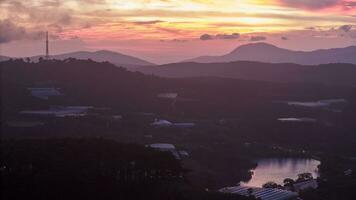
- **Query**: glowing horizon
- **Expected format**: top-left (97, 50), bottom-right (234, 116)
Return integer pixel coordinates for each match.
top-left (1, 0), bottom-right (355, 63)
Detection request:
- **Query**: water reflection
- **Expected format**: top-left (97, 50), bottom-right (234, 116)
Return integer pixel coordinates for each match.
top-left (241, 158), bottom-right (320, 187)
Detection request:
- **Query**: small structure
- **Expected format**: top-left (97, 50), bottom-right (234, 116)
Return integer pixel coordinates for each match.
top-left (45, 31), bottom-right (50, 59)
top-left (151, 119), bottom-right (173, 127)
top-left (20, 106), bottom-right (93, 117)
top-left (286, 99), bottom-right (347, 108)
top-left (278, 118), bottom-right (317, 123)
top-left (28, 87), bottom-right (62, 100)
top-left (292, 179), bottom-right (318, 193)
top-left (344, 169), bottom-right (353, 176)
top-left (150, 119), bottom-right (195, 128)
top-left (220, 185), bottom-right (298, 200)
top-left (178, 150), bottom-right (189, 157)
top-left (172, 122), bottom-right (195, 128)
top-left (147, 143), bottom-right (180, 159)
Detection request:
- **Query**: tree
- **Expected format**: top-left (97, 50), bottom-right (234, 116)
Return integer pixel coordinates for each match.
top-left (283, 178), bottom-right (295, 187)
top-left (262, 181), bottom-right (279, 188)
top-left (247, 188), bottom-right (254, 197)
top-left (297, 173), bottom-right (313, 182)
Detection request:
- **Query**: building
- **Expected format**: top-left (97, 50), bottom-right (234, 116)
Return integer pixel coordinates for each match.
top-left (20, 106), bottom-right (93, 117)
top-left (150, 119), bottom-right (195, 128)
top-left (220, 185), bottom-right (298, 200)
top-left (147, 143), bottom-right (180, 159)
top-left (28, 87), bottom-right (62, 100)
top-left (151, 119), bottom-right (173, 127)
top-left (344, 169), bottom-right (353, 176)
top-left (292, 179), bottom-right (318, 193)
top-left (172, 122), bottom-right (195, 128)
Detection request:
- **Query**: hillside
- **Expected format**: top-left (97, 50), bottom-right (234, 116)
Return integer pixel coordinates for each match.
top-left (0, 50), bottom-right (154, 68)
top-left (186, 43), bottom-right (356, 65)
top-left (0, 55), bottom-right (11, 61)
top-left (31, 50), bottom-right (154, 67)
top-left (137, 61), bottom-right (356, 87)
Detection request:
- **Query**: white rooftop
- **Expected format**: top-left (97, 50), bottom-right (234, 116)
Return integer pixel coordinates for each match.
top-left (220, 186), bottom-right (298, 200)
top-left (28, 87), bottom-right (62, 100)
top-left (149, 143), bottom-right (176, 149)
top-left (20, 106), bottom-right (93, 117)
top-left (278, 118), bottom-right (317, 122)
top-left (151, 119), bottom-right (173, 126)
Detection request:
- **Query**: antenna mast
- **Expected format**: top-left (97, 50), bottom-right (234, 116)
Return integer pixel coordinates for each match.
top-left (45, 31), bottom-right (49, 59)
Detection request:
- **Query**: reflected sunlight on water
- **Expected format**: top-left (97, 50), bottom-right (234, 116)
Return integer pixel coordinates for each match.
top-left (241, 158), bottom-right (320, 187)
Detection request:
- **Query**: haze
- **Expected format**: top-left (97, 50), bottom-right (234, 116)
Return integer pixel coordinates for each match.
top-left (1, 0), bottom-right (356, 64)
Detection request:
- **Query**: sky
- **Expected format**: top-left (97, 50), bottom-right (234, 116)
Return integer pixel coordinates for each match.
top-left (0, 0), bottom-right (356, 64)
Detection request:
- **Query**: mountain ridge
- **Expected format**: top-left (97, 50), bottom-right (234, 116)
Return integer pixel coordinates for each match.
top-left (186, 43), bottom-right (356, 65)
top-left (0, 50), bottom-right (154, 67)
top-left (136, 60), bottom-right (356, 87)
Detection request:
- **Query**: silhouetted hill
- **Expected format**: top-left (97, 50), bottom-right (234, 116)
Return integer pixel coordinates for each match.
top-left (2, 59), bottom-right (356, 155)
top-left (137, 61), bottom-right (356, 86)
top-left (186, 43), bottom-right (356, 65)
top-left (0, 55), bottom-right (11, 61)
top-left (30, 50), bottom-right (154, 67)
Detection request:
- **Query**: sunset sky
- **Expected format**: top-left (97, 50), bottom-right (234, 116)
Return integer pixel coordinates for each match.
top-left (1, 0), bottom-right (356, 63)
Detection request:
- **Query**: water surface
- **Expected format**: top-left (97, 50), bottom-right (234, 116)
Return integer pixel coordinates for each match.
top-left (241, 158), bottom-right (320, 187)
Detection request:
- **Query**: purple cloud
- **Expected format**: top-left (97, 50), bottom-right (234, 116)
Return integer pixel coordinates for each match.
top-left (279, 0), bottom-right (340, 9)
top-left (339, 25), bottom-right (353, 32)
top-left (200, 33), bottom-right (240, 41)
top-left (250, 36), bottom-right (267, 41)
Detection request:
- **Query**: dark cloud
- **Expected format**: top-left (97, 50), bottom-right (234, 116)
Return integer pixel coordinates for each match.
top-left (57, 14), bottom-right (72, 25)
top-left (200, 33), bottom-right (240, 41)
top-left (48, 23), bottom-right (63, 33)
top-left (171, 39), bottom-right (187, 42)
top-left (133, 20), bottom-right (165, 25)
top-left (339, 25), bottom-right (353, 32)
top-left (156, 27), bottom-right (182, 34)
top-left (279, 0), bottom-right (340, 9)
top-left (281, 36), bottom-right (288, 40)
top-left (343, 1), bottom-right (356, 9)
top-left (2, 0), bottom-right (74, 27)
top-left (250, 36), bottom-right (267, 41)
top-left (0, 19), bottom-right (50, 43)
top-left (216, 33), bottom-right (240, 39)
top-left (305, 27), bottom-right (316, 30)
top-left (350, 32), bottom-right (356, 38)
top-left (200, 34), bottom-right (214, 40)
top-left (82, 22), bottom-right (92, 29)
top-left (0, 19), bottom-right (27, 43)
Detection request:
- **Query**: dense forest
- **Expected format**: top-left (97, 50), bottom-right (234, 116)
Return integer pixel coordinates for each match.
top-left (2, 59), bottom-right (356, 155)
top-left (1, 58), bottom-right (356, 199)
top-left (1, 138), bottom-right (252, 200)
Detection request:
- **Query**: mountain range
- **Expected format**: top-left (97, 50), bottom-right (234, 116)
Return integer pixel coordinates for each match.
top-left (0, 55), bottom-right (11, 61)
top-left (137, 61), bottom-right (356, 87)
top-left (186, 43), bottom-right (356, 65)
top-left (0, 50), bottom-right (154, 67)
top-left (2, 43), bottom-right (356, 86)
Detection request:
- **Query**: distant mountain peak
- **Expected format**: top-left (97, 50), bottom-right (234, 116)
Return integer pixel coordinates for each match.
top-left (236, 42), bottom-right (277, 49)
top-left (94, 50), bottom-right (120, 54)
top-left (229, 43), bottom-right (288, 54)
top-left (186, 43), bottom-right (356, 65)
top-left (27, 50), bottom-right (154, 67)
